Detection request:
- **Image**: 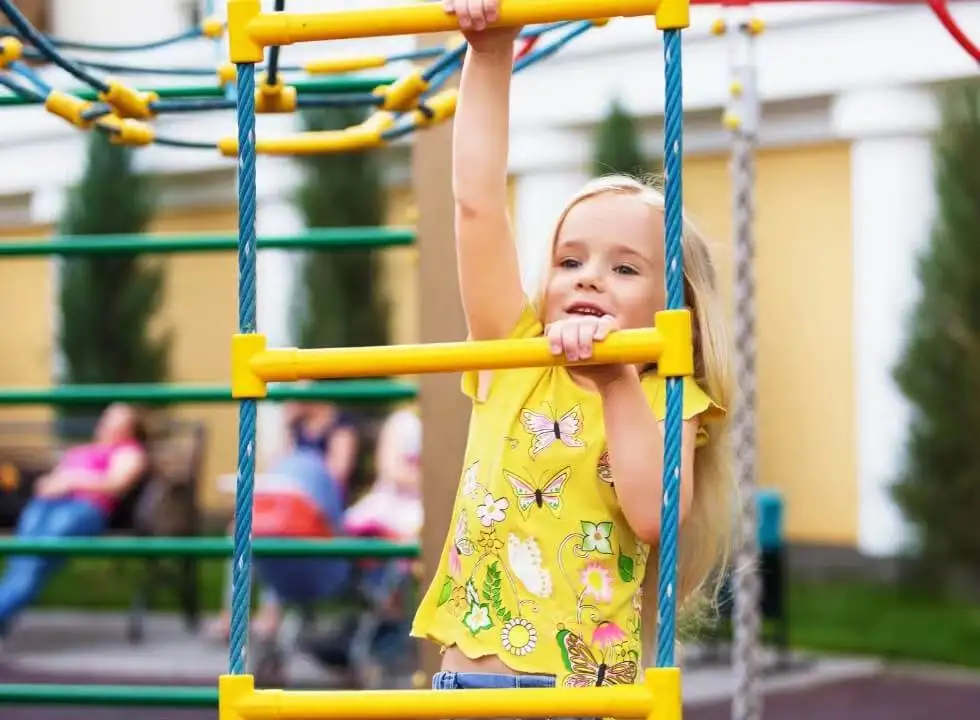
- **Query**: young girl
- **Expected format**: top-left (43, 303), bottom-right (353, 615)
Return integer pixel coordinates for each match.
top-left (410, 0), bottom-right (735, 694)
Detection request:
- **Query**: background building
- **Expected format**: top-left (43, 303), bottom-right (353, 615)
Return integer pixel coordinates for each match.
top-left (0, 0), bottom-right (977, 560)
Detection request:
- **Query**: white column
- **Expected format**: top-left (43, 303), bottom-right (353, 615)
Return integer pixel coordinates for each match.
top-left (32, 185), bottom-right (68, 383)
top-left (51, 0), bottom-right (187, 45)
top-left (254, 165), bottom-right (304, 467)
top-left (832, 86), bottom-right (938, 557)
top-left (513, 169), bottom-right (589, 296)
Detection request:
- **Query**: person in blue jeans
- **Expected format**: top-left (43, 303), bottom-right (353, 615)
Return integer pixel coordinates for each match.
top-left (0, 404), bottom-right (149, 641)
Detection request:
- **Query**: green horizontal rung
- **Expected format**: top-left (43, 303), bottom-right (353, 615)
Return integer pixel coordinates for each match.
top-left (0, 536), bottom-right (420, 558)
top-left (0, 380), bottom-right (416, 406)
top-left (0, 76), bottom-right (398, 107)
top-left (0, 682), bottom-right (217, 707)
top-left (0, 227), bottom-right (415, 257)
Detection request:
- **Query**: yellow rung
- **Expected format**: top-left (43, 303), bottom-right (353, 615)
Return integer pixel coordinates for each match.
top-left (220, 669), bottom-right (677, 720)
top-left (227, 0), bottom-right (661, 60)
top-left (254, 328), bottom-right (663, 382)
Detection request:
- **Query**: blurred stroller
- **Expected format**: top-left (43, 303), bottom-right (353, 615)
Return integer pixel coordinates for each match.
top-left (250, 407), bottom-right (423, 689)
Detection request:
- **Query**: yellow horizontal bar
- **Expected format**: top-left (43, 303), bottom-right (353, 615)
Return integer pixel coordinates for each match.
top-left (217, 127), bottom-right (384, 157)
top-left (236, 684), bottom-right (655, 720)
top-left (250, 328), bottom-right (663, 382)
top-left (245, 0), bottom-right (660, 45)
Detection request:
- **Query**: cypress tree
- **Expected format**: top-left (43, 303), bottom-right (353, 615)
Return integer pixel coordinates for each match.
top-left (892, 83), bottom-right (980, 592)
top-left (57, 131), bottom-right (169, 428)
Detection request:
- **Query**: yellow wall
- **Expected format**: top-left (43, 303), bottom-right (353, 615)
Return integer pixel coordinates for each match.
top-left (150, 206), bottom-right (240, 513)
top-left (0, 225), bottom-right (55, 425)
top-left (682, 142), bottom-right (856, 546)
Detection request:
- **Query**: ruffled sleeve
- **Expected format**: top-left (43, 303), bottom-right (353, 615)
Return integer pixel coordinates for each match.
top-left (641, 375), bottom-right (725, 445)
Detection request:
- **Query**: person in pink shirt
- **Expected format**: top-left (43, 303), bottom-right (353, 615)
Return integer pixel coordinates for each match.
top-left (0, 403), bottom-right (148, 641)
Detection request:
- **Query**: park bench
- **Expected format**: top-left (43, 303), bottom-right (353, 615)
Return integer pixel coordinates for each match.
top-left (0, 416), bottom-right (206, 643)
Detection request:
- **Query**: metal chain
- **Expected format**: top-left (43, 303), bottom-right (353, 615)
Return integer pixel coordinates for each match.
top-left (726, 10), bottom-right (763, 720)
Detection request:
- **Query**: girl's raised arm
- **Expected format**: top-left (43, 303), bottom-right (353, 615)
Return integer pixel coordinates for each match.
top-left (449, 4), bottom-right (525, 341)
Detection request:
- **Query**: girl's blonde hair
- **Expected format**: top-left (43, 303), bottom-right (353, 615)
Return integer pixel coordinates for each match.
top-left (534, 174), bottom-right (737, 653)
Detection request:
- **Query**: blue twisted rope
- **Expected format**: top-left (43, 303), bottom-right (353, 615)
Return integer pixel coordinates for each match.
top-left (655, 27), bottom-right (685, 670)
top-left (230, 61), bottom-right (258, 676)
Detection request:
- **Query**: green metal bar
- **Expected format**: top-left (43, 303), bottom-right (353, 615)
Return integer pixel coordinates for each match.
top-left (0, 683), bottom-right (217, 707)
top-left (0, 227), bottom-right (415, 257)
top-left (0, 380), bottom-right (416, 406)
top-left (0, 536), bottom-right (420, 558)
top-left (0, 76), bottom-right (398, 107)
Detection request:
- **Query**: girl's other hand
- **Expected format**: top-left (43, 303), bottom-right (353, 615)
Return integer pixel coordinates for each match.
top-left (443, 0), bottom-right (521, 53)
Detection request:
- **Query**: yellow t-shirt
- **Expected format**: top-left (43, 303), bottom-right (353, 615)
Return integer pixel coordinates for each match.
top-left (411, 303), bottom-right (723, 687)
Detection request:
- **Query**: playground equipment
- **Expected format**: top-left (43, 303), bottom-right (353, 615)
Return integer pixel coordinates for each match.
top-left (0, 1), bottom-right (977, 719)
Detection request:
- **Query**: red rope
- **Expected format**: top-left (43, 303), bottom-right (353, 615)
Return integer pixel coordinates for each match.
top-left (514, 35), bottom-right (538, 62)
top-left (928, 0), bottom-right (980, 63)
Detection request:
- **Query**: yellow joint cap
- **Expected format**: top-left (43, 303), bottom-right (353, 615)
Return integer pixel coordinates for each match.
top-left (218, 673), bottom-right (254, 720)
top-left (375, 68), bottom-right (429, 112)
top-left (646, 668), bottom-right (682, 720)
top-left (591, 18), bottom-right (611, 27)
top-left (746, 18), bottom-right (766, 35)
top-left (722, 111), bottom-right (741, 130)
top-left (709, 18), bottom-right (726, 35)
top-left (201, 15), bottom-right (225, 39)
top-left (98, 115), bottom-right (155, 146)
top-left (0, 36), bottom-right (24, 66)
top-left (44, 90), bottom-right (94, 129)
top-left (99, 80), bottom-right (157, 119)
top-left (231, 333), bottom-right (268, 399)
top-left (730, 80), bottom-right (743, 96)
top-left (655, 309), bottom-right (694, 377)
top-left (413, 88), bottom-right (457, 127)
top-left (304, 55), bottom-right (387, 75)
top-left (656, 0), bottom-right (690, 30)
top-left (227, 0), bottom-right (263, 63)
top-left (255, 83), bottom-right (297, 113)
top-left (217, 62), bottom-right (236, 85)
top-left (360, 110), bottom-right (396, 135)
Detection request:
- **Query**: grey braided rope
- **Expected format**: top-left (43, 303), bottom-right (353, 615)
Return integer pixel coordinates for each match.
top-left (729, 22), bottom-right (763, 718)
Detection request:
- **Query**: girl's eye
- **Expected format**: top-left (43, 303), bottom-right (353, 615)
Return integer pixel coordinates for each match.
top-left (559, 258), bottom-right (580, 269)
top-left (615, 264), bottom-right (639, 276)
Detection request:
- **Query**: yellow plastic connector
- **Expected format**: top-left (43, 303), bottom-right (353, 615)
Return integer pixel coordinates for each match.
top-left (217, 62), bottom-right (236, 85)
top-left (413, 88), bottom-right (457, 128)
top-left (655, 0), bottom-right (689, 30)
top-left (591, 18), bottom-right (610, 27)
top-left (374, 68), bottom-right (430, 112)
top-left (648, 667), bottom-right (682, 720)
top-left (746, 17), bottom-right (766, 35)
top-left (730, 80), bottom-right (743, 96)
top-left (709, 18), bottom-right (726, 36)
top-left (227, 0), bottom-right (263, 63)
top-left (44, 90), bottom-right (94, 129)
top-left (0, 37), bottom-right (24, 67)
top-left (655, 308), bottom-right (694, 377)
top-left (255, 78), bottom-right (297, 114)
top-left (231, 333), bottom-right (268, 399)
top-left (218, 673), bottom-right (253, 720)
top-left (303, 55), bottom-right (387, 75)
top-left (201, 15), bottom-right (225, 39)
top-left (722, 110), bottom-right (741, 130)
top-left (97, 115), bottom-right (155, 146)
top-left (99, 80), bottom-right (158, 120)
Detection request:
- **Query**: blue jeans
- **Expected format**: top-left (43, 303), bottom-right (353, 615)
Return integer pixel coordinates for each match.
top-left (0, 497), bottom-right (107, 632)
top-left (431, 672), bottom-right (591, 720)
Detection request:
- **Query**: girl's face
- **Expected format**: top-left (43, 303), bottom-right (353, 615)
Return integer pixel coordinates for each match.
top-left (543, 193), bottom-right (665, 330)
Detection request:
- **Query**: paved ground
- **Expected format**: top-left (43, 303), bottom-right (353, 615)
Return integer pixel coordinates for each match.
top-left (0, 611), bottom-right (978, 719)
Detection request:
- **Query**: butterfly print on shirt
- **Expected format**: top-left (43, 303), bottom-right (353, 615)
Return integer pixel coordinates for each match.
top-left (520, 404), bottom-right (585, 458)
